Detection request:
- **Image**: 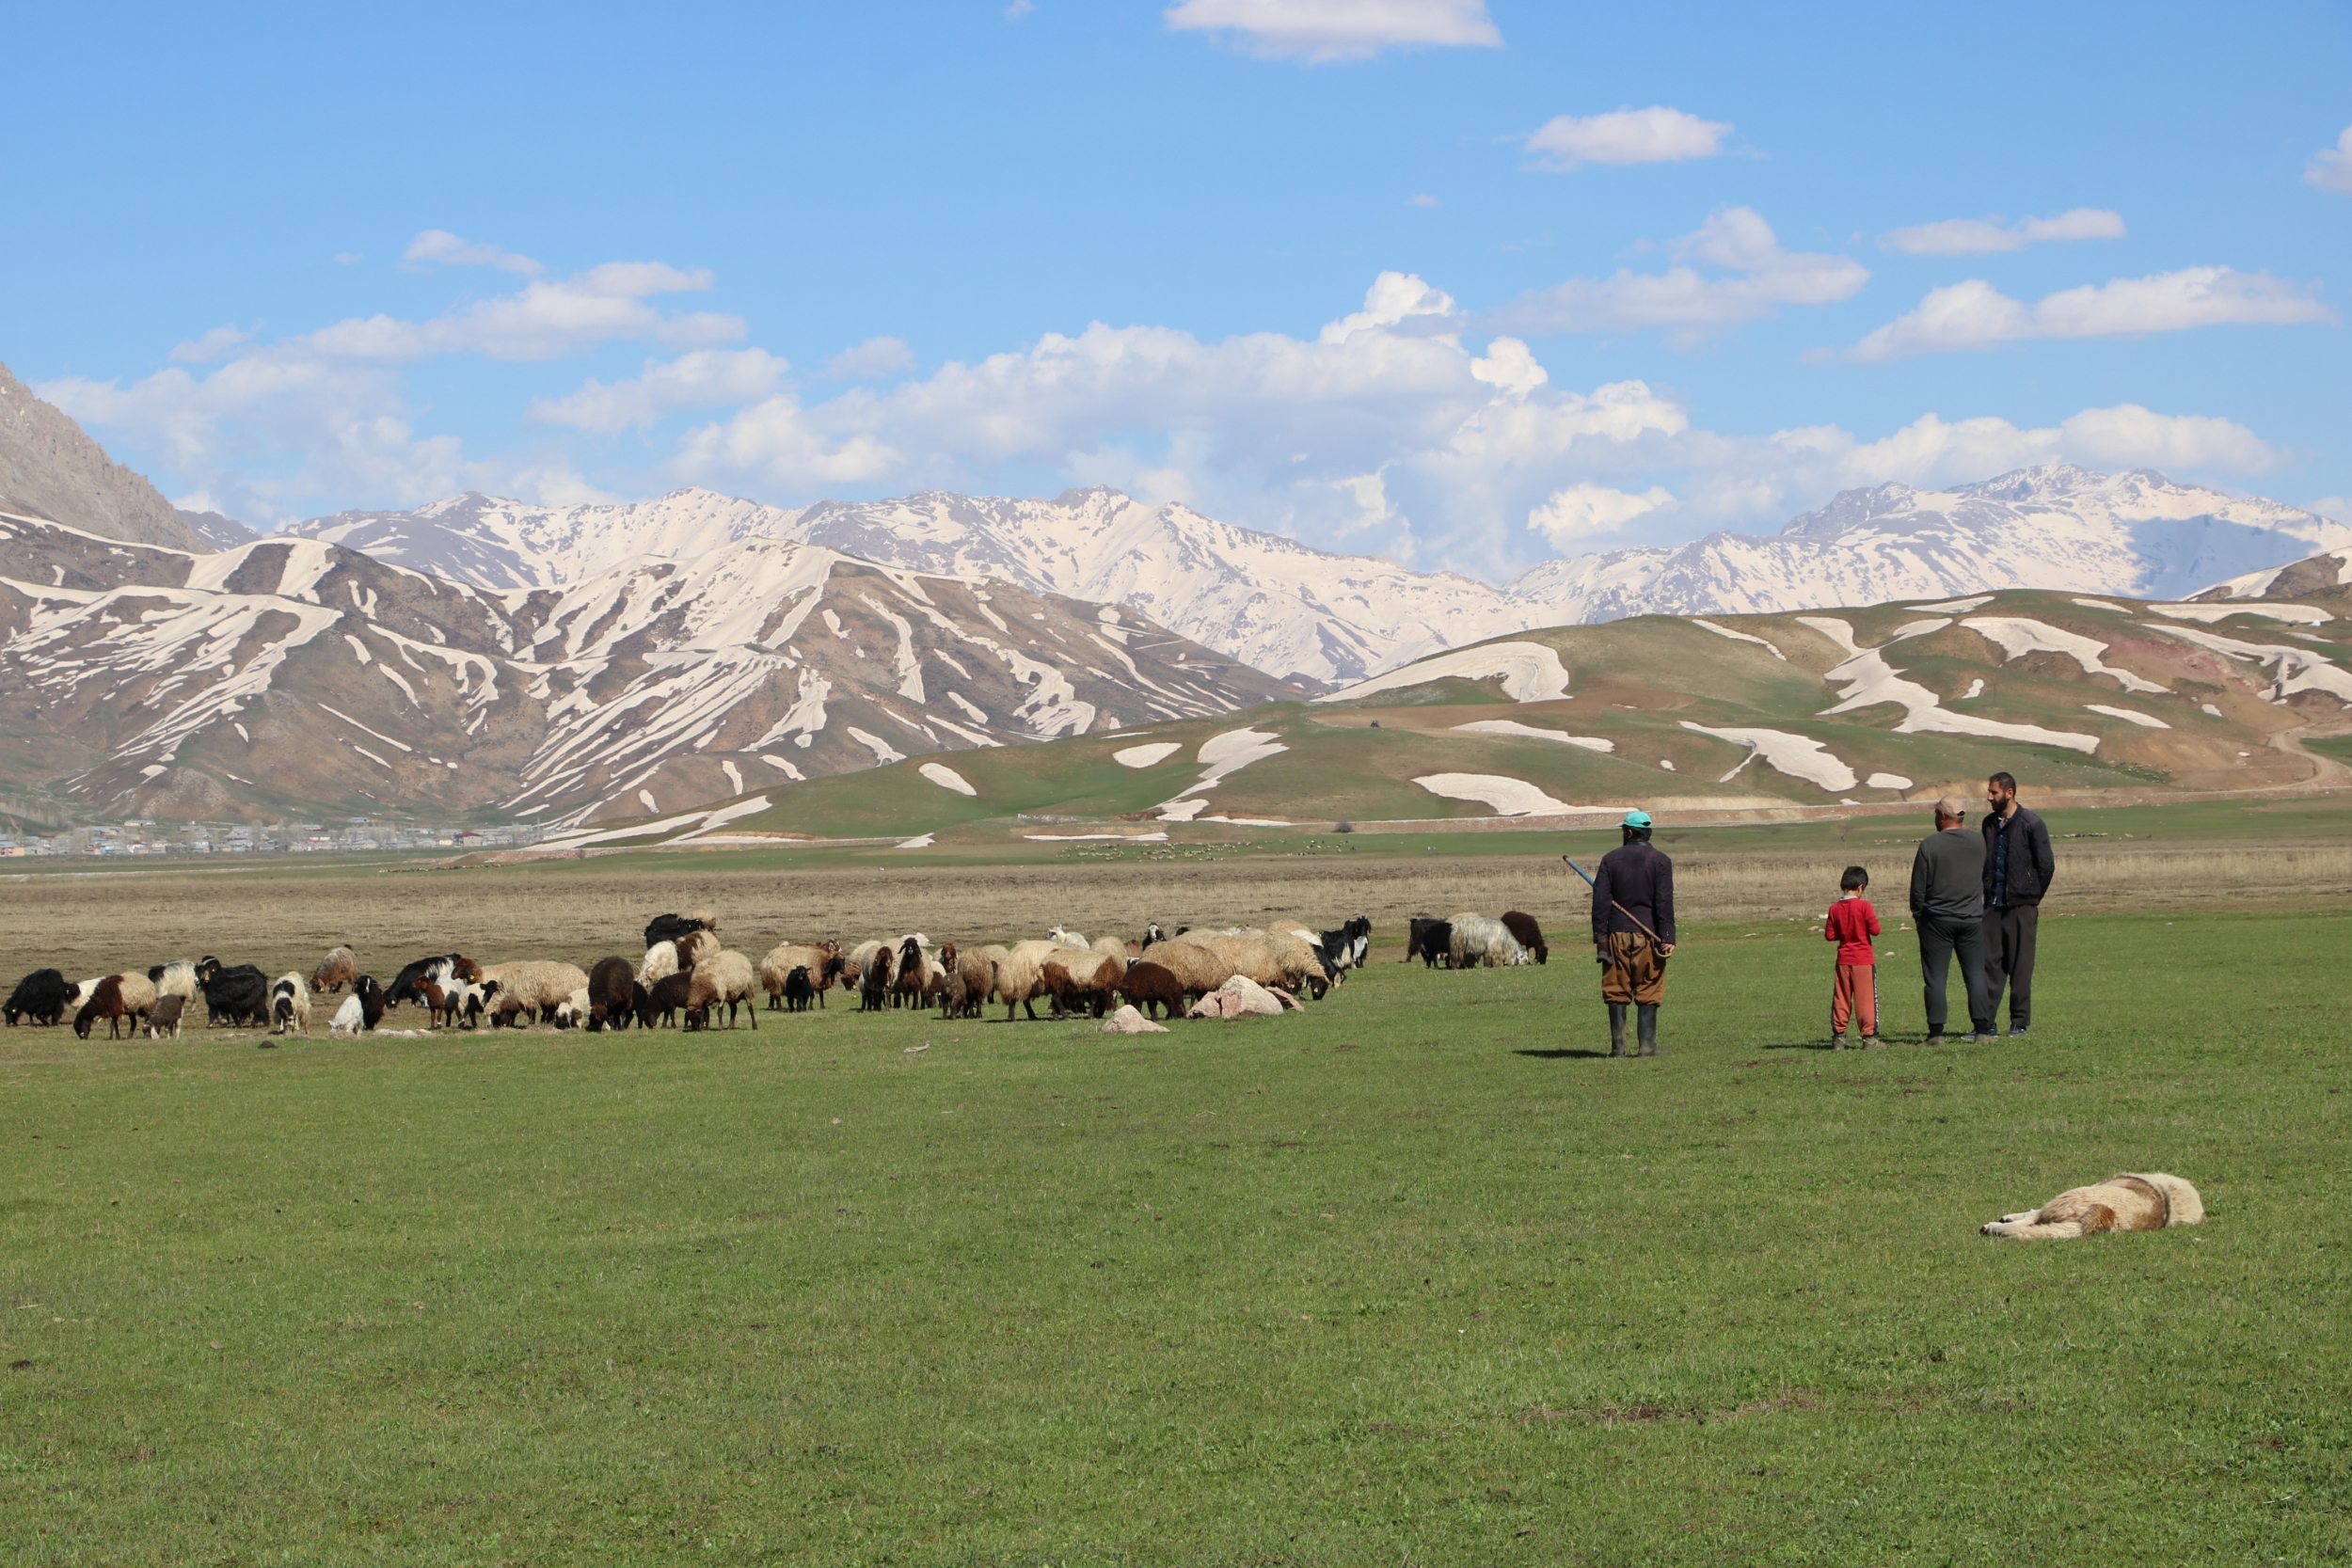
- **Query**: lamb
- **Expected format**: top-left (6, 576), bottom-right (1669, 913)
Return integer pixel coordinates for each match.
top-left (195, 959), bottom-right (272, 1028)
top-left (145, 994), bottom-right (185, 1039)
top-left (585, 956), bottom-right (637, 1031)
top-left (783, 966), bottom-right (816, 1012)
top-left (685, 949), bottom-right (758, 1031)
top-left (328, 976), bottom-right (386, 1037)
top-left (6, 969), bottom-right (72, 1026)
top-left (309, 944), bottom-right (358, 994)
top-left (1448, 913), bottom-right (1529, 969)
top-left (440, 978), bottom-right (498, 1029)
top-left (1044, 946), bottom-right (1127, 1019)
top-left (1406, 916), bottom-right (1453, 968)
top-left (989, 939), bottom-right (1073, 1022)
top-left (759, 942), bottom-right (843, 1009)
top-left (73, 976), bottom-right (138, 1039)
top-left (551, 987), bottom-right (591, 1028)
top-left (641, 972), bottom-right (693, 1028)
top-left (148, 959), bottom-right (199, 1005)
top-left (1500, 911), bottom-right (1549, 965)
top-left (1115, 960), bottom-right (1187, 1021)
top-left (485, 960), bottom-right (591, 1027)
top-left (270, 973), bottom-right (311, 1035)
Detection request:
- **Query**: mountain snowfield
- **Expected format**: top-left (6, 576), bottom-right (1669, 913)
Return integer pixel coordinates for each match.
top-left (0, 511), bottom-right (1286, 827)
top-left (284, 467), bottom-right (2351, 686)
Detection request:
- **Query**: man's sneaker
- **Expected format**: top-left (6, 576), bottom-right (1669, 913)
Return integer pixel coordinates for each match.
top-left (1971, 1032), bottom-right (1999, 1044)
top-left (1862, 1035), bottom-right (1884, 1050)
top-left (2008, 1026), bottom-right (2029, 1037)
top-left (1831, 1032), bottom-right (1848, 1051)
top-left (1924, 1034), bottom-right (1946, 1048)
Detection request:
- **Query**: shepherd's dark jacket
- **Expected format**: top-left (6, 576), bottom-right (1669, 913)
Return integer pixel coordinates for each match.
top-left (1981, 805), bottom-right (2056, 908)
top-left (1592, 840), bottom-right (1676, 946)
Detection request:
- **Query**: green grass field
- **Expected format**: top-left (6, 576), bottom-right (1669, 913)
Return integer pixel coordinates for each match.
top-left (5, 909), bottom-right (2348, 1564)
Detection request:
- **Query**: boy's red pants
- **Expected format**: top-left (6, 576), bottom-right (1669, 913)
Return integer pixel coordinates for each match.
top-left (1833, 964), bottom-right (1877, 1036)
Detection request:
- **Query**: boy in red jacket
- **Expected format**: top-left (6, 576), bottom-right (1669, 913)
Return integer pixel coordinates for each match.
top-left (1826, 865), bottom-right (1882, 1049)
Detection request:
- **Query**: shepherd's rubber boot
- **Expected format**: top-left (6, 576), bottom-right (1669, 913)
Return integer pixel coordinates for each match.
top-left (1608, 1003), bottom-right (1629, 1056)
top-left (1637, 1004), bottom-right (1661, 1056)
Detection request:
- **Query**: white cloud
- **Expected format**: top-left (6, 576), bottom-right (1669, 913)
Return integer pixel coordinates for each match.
top-left (1528, 483), bottom-right (1674, 546)
top-left (1522, 106), bottom-right (1731, 171)
top-left (1880, 208), bottom-right (2126, 256)
top-left (1006, 0), bottom-right (1035, 16)
top-left (1849, 267), bottom-right (2337, 361)
top-left (2306, 126), bottom-right (2352, 195)
top-left (529, 349), bottom-right (790, 433)
top-left (402, 229), bottom-right (545, 277)
top-left (1494, 207), bottom-right (1868, 342)
top-left (825, 336), bottom-right (916, 378)
top-left (170, 324), bottom-right (256, 363)
top-left (1408, 192), bottom-right (1439, 208)
top-left (304, 261), bottom-right (739, 363)
top-left (1164, 0), bottom-right (1501, 62)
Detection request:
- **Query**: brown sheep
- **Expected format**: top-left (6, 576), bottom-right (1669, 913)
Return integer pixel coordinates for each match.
top-left (685, 950), bottom-right (758, 1031)
top-left (1115, 960), bottom-right (1187, 1021)
top-left (1043, 947), bottom-right (1127, 1019)
top-left (73, 975), bottom-right (136, 1039)
top-left (641, 972), bottom-right (693, 1028)
top-left (759, 942), bottom-right (844, 1009)
top-left (310, 944), bottom-right (358, 994)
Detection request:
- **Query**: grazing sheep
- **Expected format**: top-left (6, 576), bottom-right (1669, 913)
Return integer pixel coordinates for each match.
top-left (146, 994), bottom-right (185, 1039)
top-left (990, 939), bottom-right (1073, 1022)
top-left (112, 971), bottom-right (159, 1025)
top-left (6, 969), bottom-right (72, 1026)
top-left (73, 976), bottom-right (137, 1039)
top-left (438, 978), bottom-right (498, 1029)
top-left (196, 959), bottom-right (272, 1028)
top-left (149, 960), bottom-right (199, 1005)
top-left (639, 941), bottom-right (682, 985)
top-left (585, 956), bottom-right (636, 1031)
top-left (1406, 916), bottom-right (1454, 968)
top-left (1448, 913), bottom-right (1529, 969)
top-left (1115, 960), bottom-right (1187, 1021)
top-left (759, 942), bottom-right (843, 1009)
top-left (675, 928), bottom-right (722, 972)
top-left (328, 976), bottom-right (386, 1037)
top-left (1044, 946), bottom-right (1127, 1019)
top-left (685, 950), bottom-right (758, 1031)
top-left (947, 945), bottom-right (993, 1018)
top-left (1500, 911), bottom-right (1549, 965)
top-left (1135, 937), bottom-right (1235, 1002)
top-left (644, 910), bottom-right (718, 949)
top-left (1048, 925), bottom-right (1089, 948)
top-left (309, 944), bottom-right (358, 994)
top-left (551, 987), bottom-right (592, 1028)
top-left (485, 961), bottom-right (591, 1027)
top-left (858, 943), bottom-right (896, 1012)
top-left (386, 955), bottom-right (476, 1009)
top-left (271, 973), bottom-right (311, 1035)
top-left (784, 966), bottom-right (816, 1012)
top-left (842, 938), bottom-right (892, 985)
top-left (641, 972), bottom-right (692, 1028)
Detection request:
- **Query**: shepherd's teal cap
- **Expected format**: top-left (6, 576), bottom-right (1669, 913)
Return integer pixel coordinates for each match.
top-left (1622, 809), bottom-right (1652, 829)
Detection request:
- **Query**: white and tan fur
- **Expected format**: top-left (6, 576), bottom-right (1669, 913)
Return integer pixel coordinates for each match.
top-left (1980, 1172), bottom-right (2204, 1239)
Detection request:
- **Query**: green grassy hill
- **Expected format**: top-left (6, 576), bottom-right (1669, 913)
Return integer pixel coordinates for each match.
top-left (538, 587), bottom-right (2352, 851)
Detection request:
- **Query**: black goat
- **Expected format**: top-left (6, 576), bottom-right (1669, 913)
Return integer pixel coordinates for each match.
top-left (1406, 917), bottom-right (1454, 968)
top-left (197, 961), bottom-right (272, 1028)
top-left (6, 968), bottom-right (71, 1026)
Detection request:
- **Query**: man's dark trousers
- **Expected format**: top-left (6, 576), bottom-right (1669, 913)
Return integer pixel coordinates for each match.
top-left (1984, 905), bottom-right (2038, 1030)
top-left (1916, 913), bottom-right (1992, 1037)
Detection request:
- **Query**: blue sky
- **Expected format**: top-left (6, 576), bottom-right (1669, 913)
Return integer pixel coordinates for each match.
top-left (9, 0), bottom-right (2347, 578)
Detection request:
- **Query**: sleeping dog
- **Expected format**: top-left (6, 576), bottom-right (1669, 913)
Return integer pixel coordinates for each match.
top-left (1980, 1172), bottom-right (2203, 1239)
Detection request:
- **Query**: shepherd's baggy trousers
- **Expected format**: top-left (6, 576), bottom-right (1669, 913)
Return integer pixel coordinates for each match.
top-left (1915, 913), bottom-right (1992, 1037)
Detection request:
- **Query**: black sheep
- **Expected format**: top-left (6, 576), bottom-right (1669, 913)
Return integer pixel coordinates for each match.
top-left (198, 963), bottom-right (272, 1028)
top-left (1500, 911), bottom-right (1549, 965)
top-left (859, 946), bottom-right (895, 1013)
top-left (1406, 917), bottom-right (1454, 969)
top-left (584, 956), bottom-right (636, 1031)
top-left (643, 912), bottom-right (707, 949)
top-left (783, 966), bottom-right (815, 1013)
top-left (642, 972), bottom-right (693, 1029)
top-left (6, 968), bottom-right (71, 1026)
top-left (627, 980), bottom-right (652, 1029)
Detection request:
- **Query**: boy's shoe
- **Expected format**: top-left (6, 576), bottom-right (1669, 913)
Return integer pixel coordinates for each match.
top-left (1862, 1035), bottom-right (1883, 1050)
top-left (1831, 1032), bottom-right (1848, 1051)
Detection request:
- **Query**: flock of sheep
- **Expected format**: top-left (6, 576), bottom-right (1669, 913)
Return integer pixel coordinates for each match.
top-left (1, 905), bottom-right (1555, 1042)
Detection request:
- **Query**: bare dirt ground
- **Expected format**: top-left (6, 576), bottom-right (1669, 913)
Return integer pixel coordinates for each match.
top-left (6, 841), bottom-right (2346, 995)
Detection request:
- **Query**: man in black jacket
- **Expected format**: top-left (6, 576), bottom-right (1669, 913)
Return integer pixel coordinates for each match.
top-left (1592, 809), bottom-right (1676, 1057)
top-left (1911, 796), bottom-right (1994, 1046)
top-left (1981, 770), bottom-right (2055, 1037)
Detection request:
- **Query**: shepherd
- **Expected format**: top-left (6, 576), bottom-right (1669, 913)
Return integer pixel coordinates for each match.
top-left (1587, 809), bottom-right (1677, 1056)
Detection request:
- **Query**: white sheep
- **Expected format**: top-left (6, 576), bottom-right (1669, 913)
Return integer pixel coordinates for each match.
top-left (1448, 913), bottom-right (1529, 969)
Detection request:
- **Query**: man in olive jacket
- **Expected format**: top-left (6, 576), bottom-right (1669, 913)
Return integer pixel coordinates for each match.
top-left (1980, 770), bottom-right (2055, 1037)
top-left (1910, 796), bottom-right (1994, 1045)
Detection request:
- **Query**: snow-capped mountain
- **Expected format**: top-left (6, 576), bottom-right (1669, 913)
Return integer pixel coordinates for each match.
top-left (281, 466), bottom-right (2351, 687)
top-left (0, 509), bottom-right (1287, 826)
top-left (1514, 467), bottom-right (2352, 622)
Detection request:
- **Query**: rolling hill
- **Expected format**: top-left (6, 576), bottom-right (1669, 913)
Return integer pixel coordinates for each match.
top-left (543, 583), bottom-right (2352, 851)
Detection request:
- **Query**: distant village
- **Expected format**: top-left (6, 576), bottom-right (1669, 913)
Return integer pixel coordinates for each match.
top-left (0, 820), bottom-right (550, 859)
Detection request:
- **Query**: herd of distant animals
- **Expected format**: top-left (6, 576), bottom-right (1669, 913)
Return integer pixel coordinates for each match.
top-left (0, 908), bottom-right (1557, 1043)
